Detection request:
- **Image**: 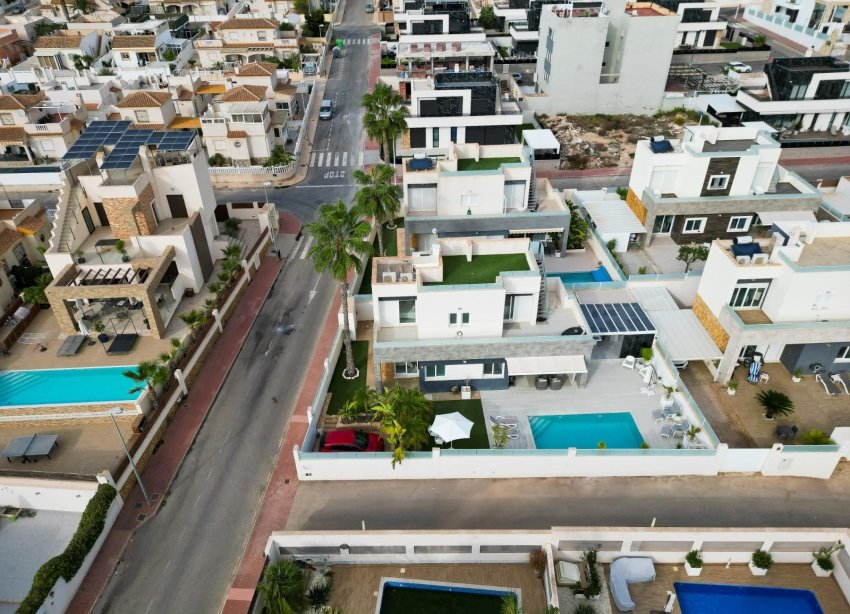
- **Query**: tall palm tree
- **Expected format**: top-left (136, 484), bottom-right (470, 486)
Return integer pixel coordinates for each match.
top-left (361, 83), bottom-right (408, 164)
top-left (124, 360), bottom-right (169, 409)
top-left (257, 559), bottom-right (308, 614)
top-left (158, 337), bottom-right (183, 371)
top-left (304, 200), bottom-right (372, 379)
top-left (179, 309), bottom-right (208, 342)
top-left (353, 164), bottom-right (402, 256)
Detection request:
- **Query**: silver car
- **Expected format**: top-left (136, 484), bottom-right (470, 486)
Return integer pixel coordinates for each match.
top-left (319, 99), bottom-right (334, 120)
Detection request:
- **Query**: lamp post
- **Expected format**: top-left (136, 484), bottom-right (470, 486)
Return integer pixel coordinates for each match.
top-left (262, 181), bottom-right (272, 204)
top-left (108, 407), bottom-right (151, 505)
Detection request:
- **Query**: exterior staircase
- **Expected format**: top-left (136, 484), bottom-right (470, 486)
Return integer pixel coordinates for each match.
top-left (50, 184), bottom-right (84, 253)
top-left (534, 242), bottom-right (548, 322)
top-left (527, 155), bottom-right (539, 212)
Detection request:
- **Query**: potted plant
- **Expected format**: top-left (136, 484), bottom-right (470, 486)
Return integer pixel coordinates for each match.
top-left (529, 549), bottom-right (547, 579)
top-left (662, 384), bottom-right (676, 400)
top-left (684, 550), bottom-right (703, 576)
top-left (812, 542), bottom-right (844, 577)
top-left (93, 320), bottom-right (109, 343)
top-left (749, 549), bottom-right (773, 576)
top-left (727, 381), bottom-right (738, 396)
top-left (757, 389), bottom-right (795, 421)
top-left (75, 249), bottom-right (85, 264)
top-left (686, 425), bottom-right (702, 443)
top-left (640, 347), bottom-right (653, 364)
top-left (115, 239), bottom-right (129, 262)
top-left (792, 368), bottom-right (803, 383)
top-left (492, 424), bottom-right (508, 449)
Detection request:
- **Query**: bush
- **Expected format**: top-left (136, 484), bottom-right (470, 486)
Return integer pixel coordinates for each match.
top-left (583, 549), bottom-right (602, 598)
top-left (685, 549), bottom-right (703, 568)
top-left (751, 549), bottom-right (773, 570)
top-left (208, 153), bottom-right (227, 167)
top-left (801, 429), bottom-right (835, 445)
top-left (279, 21), bottom-right (295, 30)
top-left (18, 484), bottom-right (117, 614)
top-left (478, 4), bottom-right (496, 28)
top-left (574, 604), bottom-right (596, 614)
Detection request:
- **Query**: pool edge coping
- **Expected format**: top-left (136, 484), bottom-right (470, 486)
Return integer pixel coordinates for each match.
top-left (375, 576), bottom-right (522, 614)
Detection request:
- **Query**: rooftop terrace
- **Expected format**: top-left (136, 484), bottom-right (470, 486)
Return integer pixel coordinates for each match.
top-left (796, 237), bottom-right (850, 268)
top-left (425, 253), bottom-right (532, 285)
top-left (456, 156), bottom-right (522, 171)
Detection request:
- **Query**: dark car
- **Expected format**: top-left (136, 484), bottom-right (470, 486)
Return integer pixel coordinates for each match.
top-left (366, 2), bottom-right (374, 12)
top-left (320, 429), bottom-right (384, 452)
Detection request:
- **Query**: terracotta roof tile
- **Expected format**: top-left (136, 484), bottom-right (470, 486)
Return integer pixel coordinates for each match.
top-left (112, 35), bottom-right (157, 49)
top-left (84, 102), bottom-right (100, 110)
top-left (0, 92), bottom-right (45, 111)
top-left (0, 126), bottom-right (25, 143)
top-left (237, 61), bottom-right (278, 77)
top-left (107, 112), bottom-right (122, 120)
top-left (274, 82), bottom-right (297, 95)
top-left (227, 130), bottom-right (247, 138)
top-left (0, 228), bottom-right (21, 255)
top-left (220, 85), bottom-right (267, 102)
top-left (16, 212), bottom-right (46, 234)
top-left (176, 88), bottom-right (194, 101)
top-left (129, 123), bottom-right (165, 130)
top-left (219, 18), bottom-right (278, 29)
top-left (36, 33), bottom-right (84, 49)
top-left (116, 91), bottom-right (172, 108)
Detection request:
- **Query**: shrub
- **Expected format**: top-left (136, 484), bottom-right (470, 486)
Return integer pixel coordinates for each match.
top-left (756, 389), bottom-right (795, 420)
top-left (801, 429), bottom-right (834, 445)
top-left (208, 153), bottom-right (226, 167)
top-left (478, 4), bottom-right (496, 28)
top-left (279, 21), bottom-right (295, 30)
top-left (583, 549), bottom-right (602, 598)
top-left (751, 549), bottom-right (773, 570)
top-left (574, 604), bottom-right (596, 614)
top-left (18, 484), bottom-right (117, 614)
top-left (529, 549), bottom-right (547, 575)
top-left (685, 549), bottom-right (703, 568)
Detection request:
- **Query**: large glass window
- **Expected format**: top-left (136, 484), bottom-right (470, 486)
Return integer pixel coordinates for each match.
top-left (399, 299), bottom-right (416, 324)
top-left (683, 217), bottom-right (707, 234)
top-left (425, 364), bottom-right (446, 378)
top-left (727, 216), bottom-right (752, 232)
top-left (394, 361), bottom-right (418, 375)
top-left (836, 346), bottom-right (850, 362)
top-left (730, 281), bottom-right (770, 309)
top-left (483, 362), bottom-right (503, 376)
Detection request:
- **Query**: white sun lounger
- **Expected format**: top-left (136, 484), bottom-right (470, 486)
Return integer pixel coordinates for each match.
top-left (816, 373), bottom-right (839, 396)
top-left (489, 415), bottom-right (519, 428)
top-left (830, 373), bottom-right (849, 395)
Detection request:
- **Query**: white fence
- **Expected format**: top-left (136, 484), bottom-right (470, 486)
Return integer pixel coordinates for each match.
top-left (209, 162), bottom-right (297, 176)
top-left (0, 475), bottom-right (100, 511)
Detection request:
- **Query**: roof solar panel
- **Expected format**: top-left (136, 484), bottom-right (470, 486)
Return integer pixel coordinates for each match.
top-left (64, 120), bottom-right (193, 166)
top-left (580, 302), bottom-right (656, 336)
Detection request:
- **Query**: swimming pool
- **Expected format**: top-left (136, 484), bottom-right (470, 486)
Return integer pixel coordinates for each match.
top-left (529, 412), bottom-right (644, 449)
top-left (674, 583), bottom-right (824, 614)
top-left (548, 266), bottom-right (613, 284)
top-left (0, 366), bottom-right (142, 407)
top-left (378, 579), bottom-right (517, 614)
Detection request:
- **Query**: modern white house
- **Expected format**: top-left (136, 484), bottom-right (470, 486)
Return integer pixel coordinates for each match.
top-left (109, 19), bottom-right (192, 74)
top-left (670, 0), bottom-right (725, 49)
top-left (624, 124), bottom-right (823, 246)
top-left (527, 0), bottom-right (680, 115)
top-left (693, 219), bottom-right (850, 383)
top-left (744, 0), bottom-right (850, 55)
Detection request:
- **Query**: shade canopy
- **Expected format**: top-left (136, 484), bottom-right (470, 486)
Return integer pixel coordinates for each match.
top-left (521, 129), bottom-right (561, 153)
top-left (430, 412), bottom-right (474, 443)
top-left (584, 200), bottom-right (646, 235)
top-left (756, 210), bottom-right (817, 225)
top-left (579, 302), bottom-right (656, 335)
top-left (506, 355), bottom-right (587, 376)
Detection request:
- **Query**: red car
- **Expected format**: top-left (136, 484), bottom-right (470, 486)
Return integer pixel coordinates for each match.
top-left (320, 429), bottom-right (384, 452)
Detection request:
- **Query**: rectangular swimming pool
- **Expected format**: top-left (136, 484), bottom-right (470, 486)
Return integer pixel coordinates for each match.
top-left (674, 582), bottom-right (824, 614)
top-left (529, 412), bottom-right (644, 449)
top-left (548, 267), bottom-right (613, 284)
top-left (0, 366), bottom-right (142, 407)
top-left (378, 579), bottom-right (516, 614)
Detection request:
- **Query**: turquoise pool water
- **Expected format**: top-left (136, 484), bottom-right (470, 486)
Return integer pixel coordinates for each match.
top-left (548, 267), bottom-right (613, 284)
top-left (675, 583), bottom-right (824, 614)
top-left (0, 367), bottom-right (142, 407)
top-left (529, 412), bottom-right (644, 449)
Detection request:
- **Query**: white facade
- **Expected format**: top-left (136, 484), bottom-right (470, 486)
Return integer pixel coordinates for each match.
top-left (744, 0), bottom-right (850, 55)
top-left (673, 1), bottom-right (725, 48)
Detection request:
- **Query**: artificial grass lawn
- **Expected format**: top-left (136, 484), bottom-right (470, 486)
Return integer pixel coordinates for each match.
top-left (357, 218), bottom-right (401, 296)
top-left (428, 254), bottom-right (531, 286)
top-left (430, 399), bottom-right (488, 449)
top-left (380, 584), bottom-right (505, 614)
top-left (515, 122), bottom-right (534, 142)
top-left (457, 157), bottom-right (522, 171)
top-left (325, 340), bottom-right (369, 415)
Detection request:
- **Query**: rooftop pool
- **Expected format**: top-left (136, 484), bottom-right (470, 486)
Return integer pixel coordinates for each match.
top-left (378, 579), bottom-right (517, 614)
top-left (675, 583), bottom-right (824, 614)
top-left (529, 412), bottom-right (644, 449)
top-left (548, 266), bottom-right (613, 284)
top-left (0, 366), bottom-right (142, 407)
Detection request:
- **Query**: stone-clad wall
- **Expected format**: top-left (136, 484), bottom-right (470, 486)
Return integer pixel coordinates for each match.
top-left (0, 403), bottom-right (139, 433)
top-left (626, 188), bottom-right (647, 224)
top-left (103, 185), bottom-right (157, 240)
top-left (693, 293), bottom-right (729, 352)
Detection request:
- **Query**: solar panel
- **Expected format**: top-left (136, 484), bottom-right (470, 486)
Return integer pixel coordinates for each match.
top-left (63, 121), bottom-right (193, 166)
top-left (64, 120), bottom-right (134, 160)
top-left (579, 302), bottom-right (656, 335)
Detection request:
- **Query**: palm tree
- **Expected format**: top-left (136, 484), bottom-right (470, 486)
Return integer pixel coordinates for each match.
top-left (158, 337), bottom-right (183, 370)
top-left (353, 164), bottom-right (402, 257)
top-left (124, 360), bottom-right (169, 409)
top-left (179, 309), bottom-right (208, 342)
top-left (304, 200), bottom-right (372, 379)
top-left (257, 560), bottom-right (308, 614)
top-left (756, 389), bottom-right (795, 420)
top-left (361, 83), bottom-right (408, 164)
top-left (500, 593), bottom-right (522, 614)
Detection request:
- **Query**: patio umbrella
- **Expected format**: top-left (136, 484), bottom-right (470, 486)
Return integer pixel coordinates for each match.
top-left (429, 412), bottom-right (474, 446)
top-left (78, 319), bottom-right (90, 337)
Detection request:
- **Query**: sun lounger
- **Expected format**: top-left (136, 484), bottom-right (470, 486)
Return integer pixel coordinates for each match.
top-left (830, 373), bottom-right (849, 395)
top-left (56, 335), bottom-right (87, 357)
top-left (660, 425), bottom-right (674, 439)
top-left (610, 557), bottom-right (656, 612)
top-left (651, 410), bottom-right (666, 424)
top-left (506, 426), bottom-right (520, 439)
top-left (816, 373), bottom-right (839, 396)
top-left (489, 415), bottom-right (519, 428)
top-left (106, 333), bottom-right (138, 355)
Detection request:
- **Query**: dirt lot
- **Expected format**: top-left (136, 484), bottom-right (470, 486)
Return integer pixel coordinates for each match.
top-left (538, 109), bottom-right (701, 170)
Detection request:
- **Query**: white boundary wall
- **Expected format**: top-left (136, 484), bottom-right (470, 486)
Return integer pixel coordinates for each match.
top-left (0, 476), bottom-right (99, 512)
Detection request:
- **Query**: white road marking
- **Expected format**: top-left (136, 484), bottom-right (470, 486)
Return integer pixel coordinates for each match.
top-left (333, 153), bottom-right (340, 166)
top-left (299, 236), bottom-right (314, 259)
top-left (357, 151), bottom-right (363, 166)
top-left (342, 152), bottom-right (348, 165)
top-left (309, 152), bottom-right (316, 166)
top-left (193, 493), bottom-right (202, 509)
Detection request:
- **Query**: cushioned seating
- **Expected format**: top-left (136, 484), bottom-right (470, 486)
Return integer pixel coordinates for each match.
top-left (556, 561), bottom-right (581, 586)
top-left (731, 242), bottom-right (761, 258)
top-left (610, 557), bottom-right (656, 612)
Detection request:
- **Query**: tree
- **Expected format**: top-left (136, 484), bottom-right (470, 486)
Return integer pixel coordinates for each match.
top-left (304, 200), bottom-right (372, 379)
top-left (22, 271), bottom-right (53, 305)
top-left (72, 54), bottom-right (94, 71)
top-left (353, 164), bottom-right (401, 256)
top-left (303, 9), bottom-right (325, 37)
top-left (361, 83), bottom-right (408, 163)
top-left (124, 360), bottom-right (169, 409)
top-left (293, 0), bottom-right (309, 14)
top-left (265, 146), bottom-right (295, 168)
top-left (565, 200), bottom-right (588, 249)
top-left (257, 559), bottom-right (308, 614)
top-left (756, 389), bottom-right (795, 420)
top-left (179, 309), bottom-right (208, 342)
top-left (478, 4), bottom-right (496, 29)
top-left (73, 0), bottom-right (93, 13)
top-left (158, 337), bottom-right (183, 371)
top-left (676, 243), bottom-right (709, 273)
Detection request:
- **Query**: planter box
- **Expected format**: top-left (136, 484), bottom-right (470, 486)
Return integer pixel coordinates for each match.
top-left (749, 561), bottom-right (768, 576)
top-left (812, 560), bottom-right (833, 577)
top-left (685, 561), bottom-right (702, 576)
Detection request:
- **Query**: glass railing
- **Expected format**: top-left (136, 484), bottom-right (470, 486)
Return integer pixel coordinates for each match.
top-left (781, 445), bottom-right (841, 453)
top-left (723, 304), bottom-right (850, 331)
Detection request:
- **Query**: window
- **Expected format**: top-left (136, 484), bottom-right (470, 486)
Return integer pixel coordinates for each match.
top-left (836, 346), bottom-right (850, 362)
top-left (683, 217), bottom-right (707, 234)
top-left (460, 194), bottom-right (479, 210)
top-left (121, 52), bottom-right (131, 60)
top-left (394, 361), bottom-right (418, 375)
top-left (0, 113), bottom-right (13, 125)
top-left (707, 174), bottom-right (730, 190)
top-left (730, 281), bottom-right (770, 309)
top-left (228, 32), bottom-right (238, 40)
top-left (425, 364), bottom-right (446, 378)
top-left (257, 31), bottom-right (267, 40)
top-left (790, 83), bottom-right (807, 100)
top-left (12, 243), bottom-right (26, 263)
top-left (399, 299), bottom-right (416, 324)
top-left (727, 216), bottom-right (752, 232)
top-left (738, 345), bottom-right (758, 360)
top-left (432, 127), bottom-right (440, 147)
top-left (135, 110), bottom-right (150, 123)
top-left (483, 362), bottom-right (503, 376)
top-left (449, 312), bottom-right (470, 325)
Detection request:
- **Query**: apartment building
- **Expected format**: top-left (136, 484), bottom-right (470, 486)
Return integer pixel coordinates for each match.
top-left (0, 91), bottom-right (87, 161)
top-left (43, 121), bottom-right (219, 339)
top-left (147, 0), bottom-right (227, 16)
top-left (694, 220), bottom-right (850, 382)
top-left (744, 0), bottom-right (850, 55)
top-left (33, 30), bottom-right (100, 70)
top-left (529, 0), bottom-right (680, 115)
top-left (395, 0), bottom-right (472, 35)
top-left (625, 124), bottom-right (822, 246)
top-left (114, 91), bottom-right (177, 129)
top-left (401, 142), bottom-right (571, 255)
top-left (0, 199), bottom-right (52, 310)
top-left (110, 19), bottom-right (190, 72)
top-left (194, 17), bottom-right (299, 69)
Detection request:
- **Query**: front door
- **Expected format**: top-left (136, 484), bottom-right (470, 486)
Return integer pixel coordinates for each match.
top-left (81, 207), bottom-right (95, 234)
top-left (653, 215), bottom-right (674, 234)
top-left (166, 194), bottom-right (188, 219)
top-left (93, 201), bottom-right (109, 227)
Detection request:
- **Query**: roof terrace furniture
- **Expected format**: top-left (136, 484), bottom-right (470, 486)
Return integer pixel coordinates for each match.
top-left (106, 333), bottom-right (139, 355)
top-left (610, 557), bottom-right (656, 612)
top-left (816, 373), bottom-right (839, 396)
top-left (56, 334), bottom-right (87, 356)
top-left (0, 434), bottom-right (59, 463)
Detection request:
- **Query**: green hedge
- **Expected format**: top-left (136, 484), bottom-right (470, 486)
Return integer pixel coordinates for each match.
top-left (17, 484), bottom-right (118, 614)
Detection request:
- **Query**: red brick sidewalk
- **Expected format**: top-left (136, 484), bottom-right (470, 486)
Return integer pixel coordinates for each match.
top-left (68, 217), bottom-right (296, 614)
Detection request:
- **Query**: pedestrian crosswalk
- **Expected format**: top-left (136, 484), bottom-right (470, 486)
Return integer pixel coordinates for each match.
top-left (309, 150), bottom-right (364, 168)
top-left (339, 38), bottom-right (372, 45)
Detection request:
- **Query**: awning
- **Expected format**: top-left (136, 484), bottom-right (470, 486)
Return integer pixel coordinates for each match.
top-left (650, 310), bottom-right (723, 361)
top-left (630, 286), bottom-right (679, 311)
top-left (697, 93), bottom-right (744, 114)
top-left (197, 83), bottom-right (226, 95)
top-left (579, 302), bottom-right (656, 335)
top-left (168, 117), bottom-right (202, 129)
top-left (506, 355), bottom-right (587, 376)
top-left (584, 200), bottom-right (646, 235)
top-left (521, 129), bottom-right (560, 153)
top-left (757, 210), bottom-right (817, 225)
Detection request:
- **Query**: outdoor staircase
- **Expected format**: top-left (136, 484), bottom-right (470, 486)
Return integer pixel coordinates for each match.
top-left (535, 243), bottom-right (548, 322)
top-left (527, 156), bottom-right (539, 212)
top-left (767, 167), bottom-right (780, 193)
top-left (49, 183), bottom-right (82, 253)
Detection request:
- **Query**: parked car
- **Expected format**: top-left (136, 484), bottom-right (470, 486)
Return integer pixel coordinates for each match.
top-left (366, 2), bottom-right (374, 11)
top-left (319, 99), bottom-right (334, 120)
top-left (512, 72), bottom-right (523, 83)
top-left (726, 61), bottom-right (752, 73)
top-left (320, 430), bottom-right (384, 452)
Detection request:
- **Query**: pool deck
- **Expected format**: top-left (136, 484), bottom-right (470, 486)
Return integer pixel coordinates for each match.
top-left (328, 564), bottom-right (546, 613)
top-left (624, 563), bottom-right (850, 614)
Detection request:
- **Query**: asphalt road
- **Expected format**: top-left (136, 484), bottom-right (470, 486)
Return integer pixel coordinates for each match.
top-left (286, 465), bottom-right (850, 531)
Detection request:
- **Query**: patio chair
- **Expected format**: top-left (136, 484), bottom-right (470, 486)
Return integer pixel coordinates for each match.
top-left (506, 427), bottom-right (520, 439)
top-left (489, 415), bottom-right (519, 428)
top-left (816, 373), bottom-right (839, 396)
top-left (660, 425), bottom-right (674, 439)
top-left (830, 373), bottom-right (849, 395)
top-left (835, 372), bottom-right (850, 393)
top-left (661, 404), bottom-right (679, 420)
top-left (622, 355), bottom-right (636, 370)
top-left (759, 372), bottom-right (770, 383)
top-left (651, 410), bottom-right (666, 424)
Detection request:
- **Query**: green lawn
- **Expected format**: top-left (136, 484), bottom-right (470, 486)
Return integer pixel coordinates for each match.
top-left (380, 584), bottom-right (505, 613)
top-left (325, 340), bottom-right (369, 415)
top-left (515, 122), bottom-right (534, 143)
top-left (357, 218), bottom-right (402, 296)
top-left (457, 157), bottom-right (522, 171)
top-left (719, 41), bottom-right (743, 49)
top-left (430, 399), bottom-right (489, 449)
top-left (428, 254), bottom-right (530, 285)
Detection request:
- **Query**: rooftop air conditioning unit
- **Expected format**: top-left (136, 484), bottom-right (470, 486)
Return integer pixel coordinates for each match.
top-left (382, 271), bottom-right (397, 283)
top-left (751, 253), bottom-right (769, 264)
top-left (736, 255), bottom-right (751, 265)
top-left (399, 272), bottom-right (414, 282)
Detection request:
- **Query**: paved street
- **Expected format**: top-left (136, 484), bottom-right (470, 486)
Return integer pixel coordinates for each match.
top-left (286, 465), bottom-right (850, 531)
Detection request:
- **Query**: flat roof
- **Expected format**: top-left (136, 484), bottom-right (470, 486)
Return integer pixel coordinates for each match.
top-left (522, 128), bottom-right (560, 152)
top-left (584, 200), bottom-right (646, 234)
top-left (699, 93), bottom-right (744, 114)
top-left (796, 237), bottom-right (850, 268)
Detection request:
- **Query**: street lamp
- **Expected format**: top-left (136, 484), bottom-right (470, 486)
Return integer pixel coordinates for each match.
top-left (263, 181), bottom-right (272, 204)
top-left (108, 407), bottom-right (151, 505)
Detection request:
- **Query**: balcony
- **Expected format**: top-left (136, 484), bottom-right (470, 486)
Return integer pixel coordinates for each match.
top-left (23, 115), bottom-right (73, 136)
